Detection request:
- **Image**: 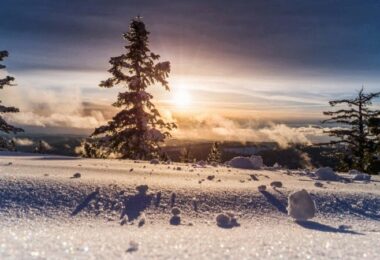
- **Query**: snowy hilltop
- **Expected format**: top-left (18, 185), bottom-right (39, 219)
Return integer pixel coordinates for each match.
top-left (0, 153), bottom-right (379, 259)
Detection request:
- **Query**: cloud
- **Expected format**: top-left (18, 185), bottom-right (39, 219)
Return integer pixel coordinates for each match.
top-left (0, 81), bottom-right (334, 147)
top-left (171, 113), bottom-right (330, 147)
top-left (1, 85), bottom-right (108, 130)
top-left (39, 140), bottom-right (53, 150)
top-left (12, 138), bottom-right (34, 146)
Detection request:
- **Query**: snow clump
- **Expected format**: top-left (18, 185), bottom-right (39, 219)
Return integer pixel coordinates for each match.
top-left (287, 189), bottom-right (316, 221)
top-left (216, 212), bottom-right (240, 228)
top-left (228, 155), bottom-right (263, 170)
top-left (150, 158), bottom-right (159, 164)
top-left (258, 185), bottom-right (266, 192)
top-left (314, 167), bottom-right (339, 181)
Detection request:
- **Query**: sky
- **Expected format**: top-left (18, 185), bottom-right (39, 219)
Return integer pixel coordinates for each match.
top-left (1, 0), bottom-right (380, 141)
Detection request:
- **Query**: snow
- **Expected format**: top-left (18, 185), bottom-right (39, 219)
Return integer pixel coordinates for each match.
top-left (347, 169), bottom-right (372, 181)
top-left (353, 173), bottom-right (371, 181)
top-left (150, 158), bottom-right (160, 164)
top-left (0, 152), bottom-right (379, 259)
top-left (314, 167), bottom-right (340, 181)
top-left (229, 155), bottom-right (263, 169)
top-left (215, 212), bottom-right (239, 228)
top-left (348, 169), bottom-right (362, 175)
top-left (287, 189), bottom-right (316, 221)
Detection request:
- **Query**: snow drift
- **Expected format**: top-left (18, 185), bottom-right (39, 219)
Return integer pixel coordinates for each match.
top-left (228, 155), bottom-right (263, 169)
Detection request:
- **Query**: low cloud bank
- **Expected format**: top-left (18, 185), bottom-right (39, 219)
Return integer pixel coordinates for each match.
top-left (1, 86), bottom-right (332, 147)
top-left (171, 114), bottom-right (331, 148)
top-left (2, 86), bottom-right (108, 129)
top-left (12, 138), bottom-right (34, 146)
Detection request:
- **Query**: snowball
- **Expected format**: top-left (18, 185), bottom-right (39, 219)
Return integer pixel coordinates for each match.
top-left (207, 175), bottom-right (215, 181)
top-left (72, 172), bottom-right (81, 178)
top-left (150, 159), bottom-right (160, 164)
top-left (270, 181), bottom-right (283, 188)
top-left (287, 189), bottom-right (316, 221)
top-left (216, 212), bottom-right (239, 228)
top-left (171, 207), bottom-right (181, 216)
top-left (258, 185), bottom-right (267, 192)
top-left (314, 167), bottom-right (339, 181)
top-left (216, 213), bottom-right (230, 227)
top-left (136, 185), bottom-right (149, 194)
top-left (229, 155), bottom-right (263, 170)
top-left (169, 215), bottom-right (181, 225)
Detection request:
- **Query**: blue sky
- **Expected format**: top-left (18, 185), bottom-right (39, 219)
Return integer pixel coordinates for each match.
top-left (1, 0), bottom-right (380, 133)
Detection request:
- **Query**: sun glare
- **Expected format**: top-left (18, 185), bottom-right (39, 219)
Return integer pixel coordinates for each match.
top-left (173, 88), bottom-right (192, 108)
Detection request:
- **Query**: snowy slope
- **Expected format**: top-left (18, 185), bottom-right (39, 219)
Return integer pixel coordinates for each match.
top-left (0, 152), bottom-right (379, 259)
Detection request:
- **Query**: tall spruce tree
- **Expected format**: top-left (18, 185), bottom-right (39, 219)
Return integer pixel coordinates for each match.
top-left (207, 142), bottom-right (221, 164)
top-left (91, 17), bottom-right (176, 159)
top-left (0, 51), bottom-right (23, 135)
top-left (322, 88), bottom-right (380, 172)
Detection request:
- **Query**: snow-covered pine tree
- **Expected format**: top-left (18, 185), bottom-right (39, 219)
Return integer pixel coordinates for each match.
top-left (207, 142), bottom-right (221, 164)
top-left (322, 88), bottom-right (380, 172)
top-left (91, 17), bottom-right (176, 159)
top-left (0, 51), bottom-right (23, 140)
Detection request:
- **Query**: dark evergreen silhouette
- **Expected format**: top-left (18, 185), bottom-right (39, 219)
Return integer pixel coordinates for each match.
top-left (0, 50), bottom-right (23, 135)
top-left (90, 17), bottom-right (176, 159)
top-left (207, 142), bottom-right (221, 164)
top-left (322, 88), bottom-right (380, 172)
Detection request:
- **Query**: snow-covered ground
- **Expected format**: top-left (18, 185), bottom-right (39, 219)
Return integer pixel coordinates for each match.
top-left (0, 152), bottom-right (379, 259)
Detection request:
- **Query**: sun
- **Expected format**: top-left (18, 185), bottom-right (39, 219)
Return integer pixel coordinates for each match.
top-left (172, 88), bottom-right (192, 108)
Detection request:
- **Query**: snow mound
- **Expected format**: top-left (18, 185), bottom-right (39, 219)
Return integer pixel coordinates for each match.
top-left (353, 173), bottom-right (371, 181)
top-left (287, 189), bottom-right (316, 221)
top-left (150, 159), bottom-right (160, 164)
top-left (314, 167), bottom-right (339, 181)
top-left (193, 160), bottom-right (207, 168)
top-left (228, 155), bottom-right (263, 170)
top-left (348, 169), bottom-right (371, 181)
top-left (348, 169), bottom-right (361, 175)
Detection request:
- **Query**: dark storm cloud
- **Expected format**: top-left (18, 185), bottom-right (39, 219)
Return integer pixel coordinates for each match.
top-left (1, 0), bottom-right (380, 73)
